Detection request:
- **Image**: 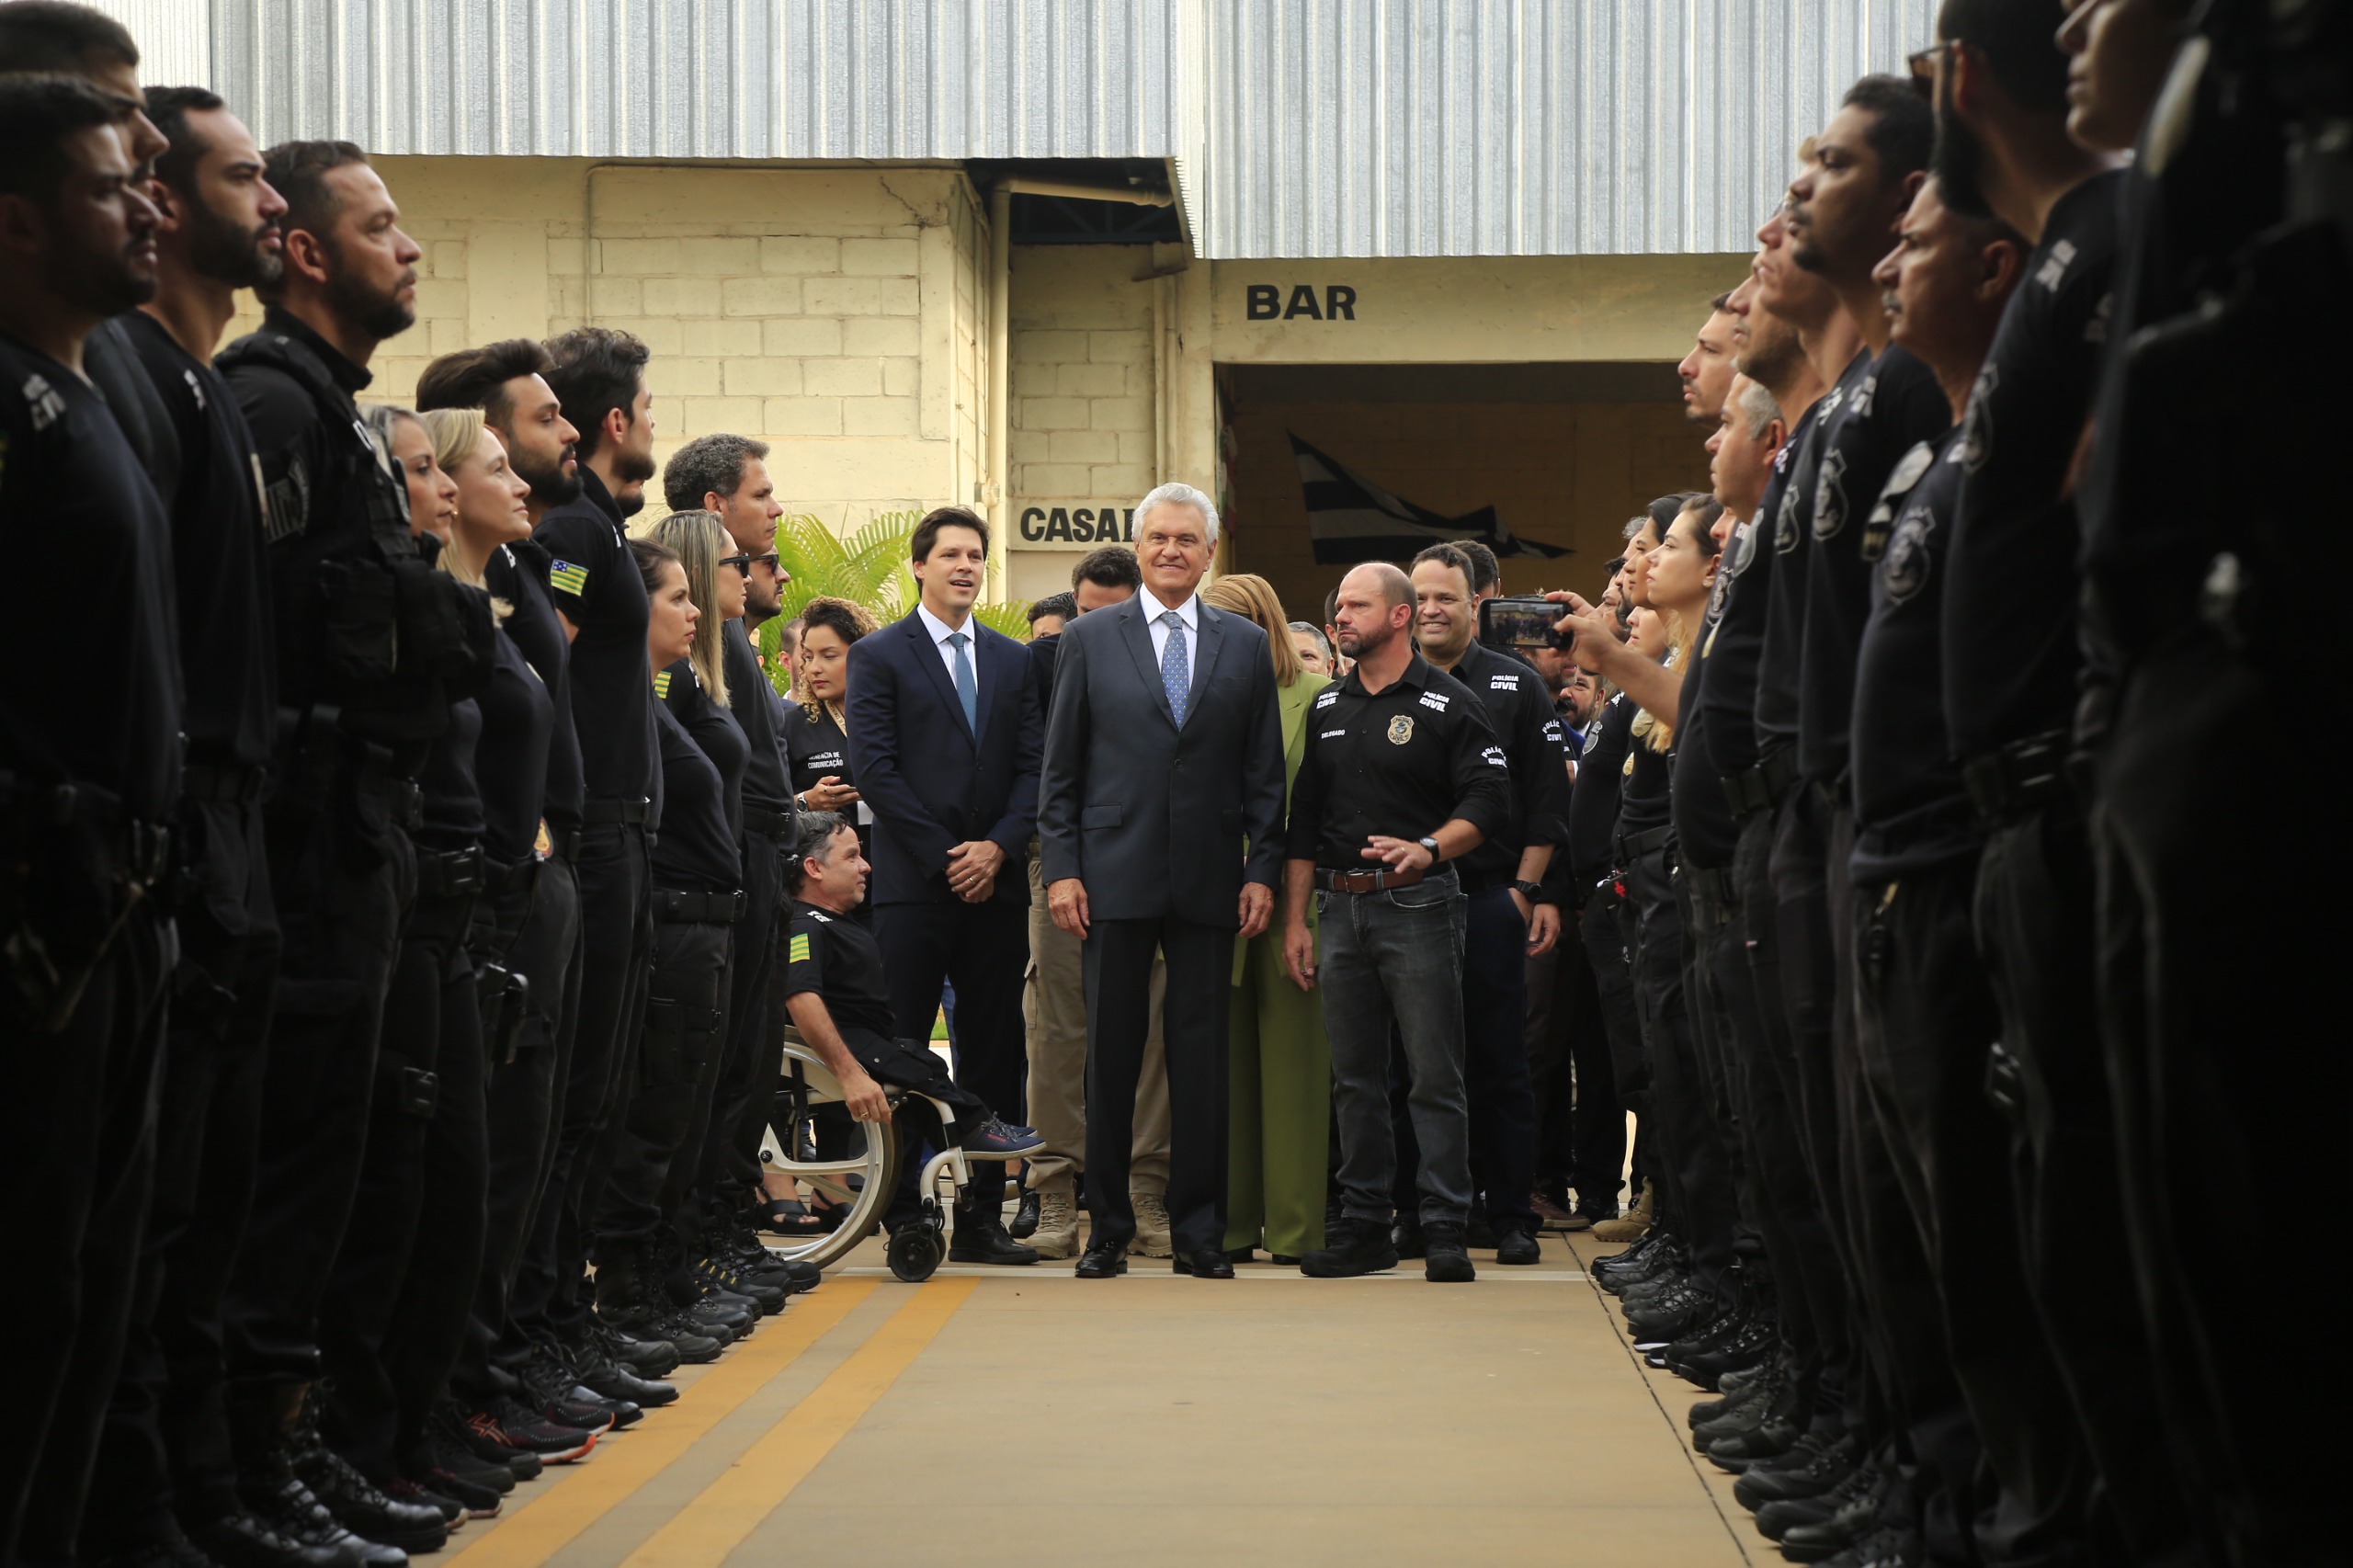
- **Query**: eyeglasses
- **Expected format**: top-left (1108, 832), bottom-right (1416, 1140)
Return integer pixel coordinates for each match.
top-left (1907, 40), bottom-right (1956, 97)
top-left (718, 551), bottom-right (783, 579)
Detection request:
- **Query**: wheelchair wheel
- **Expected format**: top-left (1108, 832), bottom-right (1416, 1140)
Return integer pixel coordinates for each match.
top-left (885, 1222), bottom-right (943, 1283)
top-left (759, 1033), bottom-right (902, 1272)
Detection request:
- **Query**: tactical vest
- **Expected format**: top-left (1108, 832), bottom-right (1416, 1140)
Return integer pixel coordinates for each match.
top-left (217, 327), bottom-right (495, 747)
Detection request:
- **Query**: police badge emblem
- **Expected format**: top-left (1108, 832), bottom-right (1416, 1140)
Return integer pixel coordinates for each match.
top-left (1387, 715), bottom-right (1414, 745)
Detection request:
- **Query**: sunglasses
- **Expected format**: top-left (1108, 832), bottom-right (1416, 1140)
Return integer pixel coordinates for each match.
top-left (718, 551), bottom-right (782, 578)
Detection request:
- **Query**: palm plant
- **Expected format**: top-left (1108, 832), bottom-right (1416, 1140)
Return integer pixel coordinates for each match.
top-left (755, 507), bottom-right (1030, 695)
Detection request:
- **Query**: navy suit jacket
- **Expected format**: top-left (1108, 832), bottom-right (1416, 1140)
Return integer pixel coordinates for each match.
top-left (1036, 594), bottom-right (1285, 928)
top-left (846, 609), bottom-right (1040, 907)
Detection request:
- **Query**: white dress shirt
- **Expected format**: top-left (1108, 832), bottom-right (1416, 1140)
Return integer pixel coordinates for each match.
top-left (915, 602), bottom-right (977, 685)
top-left (1142, 588), bottom-right (1199, 668)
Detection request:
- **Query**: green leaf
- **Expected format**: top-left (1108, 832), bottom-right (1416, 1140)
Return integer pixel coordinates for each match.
top-left (763, 506), bottom-right (1029, 653)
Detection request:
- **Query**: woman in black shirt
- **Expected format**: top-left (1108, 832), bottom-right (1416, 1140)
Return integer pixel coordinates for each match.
top-left (779, 597), bottom-right (880, 867)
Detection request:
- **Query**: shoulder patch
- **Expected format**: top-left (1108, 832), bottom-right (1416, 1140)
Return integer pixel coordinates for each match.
top-left (1480, 745), bottom-right (1508, 769)
top-left (19, 372), bottom-right (65, 432)
top-left (1417, 691), bottom-right (1451, 712)
top-left (1313, 689), bottom-right (1339, 710)
top-left (804, 909), bottom-right (833, 924)
top-left (549, 560), bottom-right (588, 596)
top-left (1487, 673), bottom-right (1521, 691)
top-left (652, 669), bottom-right (672, 699)
top-left (788, 933), bottom-right (812, 963)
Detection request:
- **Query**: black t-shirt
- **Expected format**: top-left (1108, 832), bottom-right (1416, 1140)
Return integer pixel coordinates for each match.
top-left (722, 620), bottom-right (790, 812)
top-left (534, 466), bottom-right (654, 807)
top-left (1797, 344), bottom-right (1949, 786)
top-left (1700, 402), bottom-right (1818, 778)
top-left (1673, 571), bottom-right (1740, 869)
top-left (1851, 428), bottom-right (1978, 881)
top-left (417, 695), bottom-right (483, 850)
top-left (1615, 711), bottom-right (1673, 840)
top-left (783, 899), bottom-right (895, 1039)
top-left (474, 619), bottom-right (553, 865)
top-left (1755, 355), bottom-right (1856, 752)
top-left (485, 540), bottom-right (583, 829)
top-left (1943, 170), bottom-right (2125, 759)
top-left (650, 662), bottom-right (744, 892)
top-left (0, 333), bottom-right (182, 820)
top-left (781, 699), bottom-right (874, 856)
top-left (1567, 694), bottom-right (1635, 888)
top-left (1431, 639), bottom-right (1570, 892)
top-left (1285, 653), bottom-right (1512, 870)
top-left (122, 312), bottom-right (275, 769)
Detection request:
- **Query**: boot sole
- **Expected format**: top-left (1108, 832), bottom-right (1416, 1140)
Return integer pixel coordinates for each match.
top-left (1299, 1255), bottom-right (1401, 1278)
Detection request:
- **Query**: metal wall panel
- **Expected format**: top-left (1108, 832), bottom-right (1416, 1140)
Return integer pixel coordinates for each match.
top-left (1199, 0), bottom-right (1940, 257)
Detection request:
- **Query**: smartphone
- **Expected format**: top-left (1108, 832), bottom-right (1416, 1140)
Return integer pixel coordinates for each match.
top-left (1479, 596), bottom-right (1571, 650)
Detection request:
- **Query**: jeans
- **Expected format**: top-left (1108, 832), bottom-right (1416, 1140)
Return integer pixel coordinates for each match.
top-left (1319, 869), bottom-right (1471, 1227)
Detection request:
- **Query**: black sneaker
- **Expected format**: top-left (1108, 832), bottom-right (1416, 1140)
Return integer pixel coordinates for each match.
top-left (288, 1428), bottom-right (448, 1553)
top-left (1422, 1220), bottom-right (1477, 1282)
top-left (1301, 1217), bottom-right (1401, 1278)
top-left (234, 1455), bottom-right (404, 1568)
top-left (561, 1329), bottom-right (678, 1409)
top-left (594, 1318), bottom-right (683, 1378)
top-left (464, 1398), bottom-right (598, 1464)
top-left (426, 1401), bottom-right (537, 1484)
top-left (956, 1117), bottom-right (1046, 1159)
top-left (1492, 1220), bottom-right (1541, 1266)
top-left (410, 1465), bottom-right (504, 1519)
top-left (1008, 1188), bottom-right (1041, 1239)
top-left (694, 1254), bottom-right (786, 1313)
top-left (646, 1309), bottom-right (726, 1363)
top-left (517, 1349), bottom-right (621, 1435)
top-left (379, 1476), bottom-right (461, 1528)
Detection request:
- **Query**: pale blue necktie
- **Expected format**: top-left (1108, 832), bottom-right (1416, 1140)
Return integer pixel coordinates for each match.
top-left (1159, 611), bottom-right (1189, 725)
top-left (947, 631), bottom-right (978, 733)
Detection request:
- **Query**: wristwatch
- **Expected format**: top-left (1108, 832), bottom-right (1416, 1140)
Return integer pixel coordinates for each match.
top-left (1417, 835), bottom-right (1442, 862)
top-left (1513, 879), bottom-right (1545, 901)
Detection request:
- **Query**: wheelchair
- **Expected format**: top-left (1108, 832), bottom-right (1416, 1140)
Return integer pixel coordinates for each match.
top-left (759, 1027), bottom-right (983, 1283)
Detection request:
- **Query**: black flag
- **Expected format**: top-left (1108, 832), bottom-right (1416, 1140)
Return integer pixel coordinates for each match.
top-left (1290, 432), bottom-right (1569, 566)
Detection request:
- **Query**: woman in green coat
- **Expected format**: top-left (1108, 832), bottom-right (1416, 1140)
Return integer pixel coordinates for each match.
top-left (1202, 574), bottom-right (1332, 1263)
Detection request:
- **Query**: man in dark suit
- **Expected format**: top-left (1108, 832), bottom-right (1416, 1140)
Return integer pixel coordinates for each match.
top-left (847, 506), bottom-right (1042, 1265)
top-left (1039, 483), bottom-right (1287, 1280)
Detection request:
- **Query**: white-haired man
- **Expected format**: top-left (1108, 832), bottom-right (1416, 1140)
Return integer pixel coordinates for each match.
top-left (1036, 483), bottom-right (1287, 1278)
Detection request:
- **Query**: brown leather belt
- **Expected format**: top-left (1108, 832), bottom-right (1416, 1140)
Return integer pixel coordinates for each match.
top-left (1315, 866), bottom-right (1426, 893)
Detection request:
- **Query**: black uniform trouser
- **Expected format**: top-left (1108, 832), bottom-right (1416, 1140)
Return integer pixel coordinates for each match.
top-left (2, 901), bottom-right (171, 1568)
top-left (875, 897), bottom-right (1029, 1213)
top-left (1856, 853), bottom-right (2107, 1568)
top-left (1681, 881), bottom-right (1762, 1261)
top-left (513, 821), bottom-right (651, 1343)
top-left (1525, 927), bottom-right (1625, 1215)
top-left (452, 854), bottom-right (579, 1411)
top-left (692, 834), bottom-right (783, 1216)
top-left (1625, 846), bottom-right (1734, 1293)
top-left (1391, 886), bottom-right (1540, 1230)
top-left (224, 756), bottom-right (411, 1417)
top-left (2093, 630), bottom-right (2327, 1568)
top-left (1575, 883), bottom-right (1648, 1114)
top-left (1080, 914), bottom-right (1233, 1257)
top-left (319, 883), bottom-right (485, 1477)
top-left (85, 799), bottom-right (280, 1552)
top-left (1812, 802), bottom-right (1978, 1562)
top-left (1731, 803), bottom-right (1848, 1433)
top-left (835, 1026), bottom-right (991, 1228)
top-left (596, 908), bottom-right (734, 1253)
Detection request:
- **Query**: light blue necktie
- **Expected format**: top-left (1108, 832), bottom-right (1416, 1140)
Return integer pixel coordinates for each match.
top-left (947, 630), bottom-right (978, 734)
top-left (1159, 611), bottom-right (1189, 725)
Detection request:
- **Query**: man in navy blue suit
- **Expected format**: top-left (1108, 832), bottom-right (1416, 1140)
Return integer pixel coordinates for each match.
top-left (847, 506), bottom-right (1043, 1265)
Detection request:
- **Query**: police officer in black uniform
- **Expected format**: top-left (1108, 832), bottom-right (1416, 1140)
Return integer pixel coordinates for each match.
top-left (524, 327), bottom-right (673, 1363)
top-left (215, 138), bottom-right (469, 1568)
top-left (1927, 6), bottom-right (2200, 1560)
top-left (1283, 562), bottom-right (1513, 1284)
top-left (81, 85), bottom-right (296, 1568)
top-left (1396, 542), bottom-right (1568, 1266)
top-left (0, 75), bottom-right (180, 1568)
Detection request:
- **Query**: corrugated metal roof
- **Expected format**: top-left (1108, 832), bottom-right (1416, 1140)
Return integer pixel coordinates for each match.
top-left (102, 0), bottom-right (1181, 161)
top-left (1200, 0), bottom-right (1941, 257)
top-left (96, 0), bottom-right (1937, 257)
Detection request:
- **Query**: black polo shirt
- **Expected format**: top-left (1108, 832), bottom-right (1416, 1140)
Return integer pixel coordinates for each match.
top-left (1427, 638), bottom-right (1570, 893)
top-left (1943, 169), bottom-right (2125, 760)
top-left (784, 899), bottom-right (895, 1039)
top-left (1755, 353), bottom-right (1861, 755)
top-left (1699, 400), bottom-right (1819, 780)
top-left (1615, 715), bottom-right (1672, 840)
top-left (1286, 651), bottom-right (1511, 872)
top-left (649, 663), bottom-right (741, 894)
top-left (474, 620), bottom-right (552, 866)
top-left (122, 311), bottom-right (275, 769)
top-left (417, 695), bottom-right (483, 852)
top-left (1673, 568), bottom-right (1740, 870)
top-left (534, 466), bottom-right (654, 809)
top-left (1796, 344), bottom-right (1949, 787)
top-left (0, 332), bottom-right (182, 822)
top-left (486, 540), bottom-right (583, 830)
top-left (1852, 427), bottom-right (1977, 881)
top-left (722, 619), bottom-right (790, 813)
top-left (1565, 694), bottom-right (1636, 891)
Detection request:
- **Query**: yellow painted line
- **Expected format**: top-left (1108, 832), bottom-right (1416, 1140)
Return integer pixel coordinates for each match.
top-left (620, 1278), bottom-right (976, 1568)
top-left (440, 1280), bottom-right (877, 1568)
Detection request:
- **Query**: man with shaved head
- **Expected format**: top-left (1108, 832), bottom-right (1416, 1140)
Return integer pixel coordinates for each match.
top-left (1283, 563), bottom-right (1514, 1282)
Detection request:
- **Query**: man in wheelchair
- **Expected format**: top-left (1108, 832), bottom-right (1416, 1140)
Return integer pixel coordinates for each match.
top-left (782, 813), bottom-right (1046, 1260)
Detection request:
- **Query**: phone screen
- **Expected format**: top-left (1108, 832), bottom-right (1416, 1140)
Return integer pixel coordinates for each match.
top-left (1478, 597), bottom-right (1561, 649)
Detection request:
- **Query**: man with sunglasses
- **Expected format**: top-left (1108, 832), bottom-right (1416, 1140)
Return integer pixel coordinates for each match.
top-left (659, 437), bottom-right (808, 1288)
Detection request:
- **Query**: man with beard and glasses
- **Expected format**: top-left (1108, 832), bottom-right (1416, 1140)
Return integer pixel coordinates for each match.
top-left (0, 75), bottom-right (180, 1568)
top-left (528, 327), bottom-right (688, 1368)
top-left (1919, 5), bottom-right (2208, 1562)
top-left (215, 137), bottom-right (472, 1568)
top-left (414, 340), bottom-right (680, 1456)
top-left (658, 436), bottom-right (819, 1313)
top-left (76, 85), bottom-right (306, 1568)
